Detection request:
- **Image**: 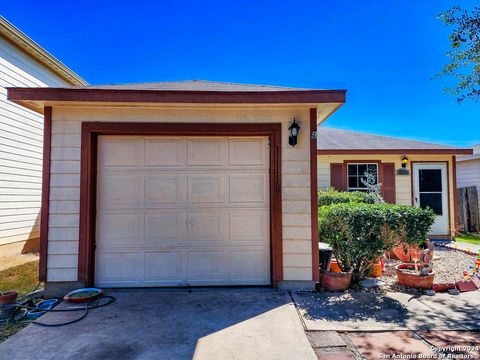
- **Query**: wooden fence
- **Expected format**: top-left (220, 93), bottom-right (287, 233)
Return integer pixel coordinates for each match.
top-left (457, 186), bottom-right (480, 233)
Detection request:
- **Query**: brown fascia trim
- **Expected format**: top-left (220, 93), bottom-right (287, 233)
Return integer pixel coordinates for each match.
top-left (317, 149), bottom-right (473, 155)
top-left (7, 87), bottom-right (346, 106)
top-left (309, 108), bottom-right (319, 283)
top-left (78, 122), bottom-right (284, 286)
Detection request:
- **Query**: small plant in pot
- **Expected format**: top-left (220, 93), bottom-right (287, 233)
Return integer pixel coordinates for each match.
top-left (395, 242), bottom-right (436, 289)
top-left (319, 203), bottom-right (399, 285)
top-left (396, 261), bottom-right (435, 289)
top-left (320, 268), bottom-right (353, 291)
top-left (318, 200), bottom-right (435, 288)
top-left (320, 255), bottom-right (353, 291)
top-left (392, 241), bottom-right (434, 264)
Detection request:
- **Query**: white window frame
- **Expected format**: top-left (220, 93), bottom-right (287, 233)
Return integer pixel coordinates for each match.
top-left (347, 163), bottom-right (378, 192)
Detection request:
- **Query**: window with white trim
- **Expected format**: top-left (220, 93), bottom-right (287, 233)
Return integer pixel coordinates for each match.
top-left (347, 163), bottom-right (378, 192)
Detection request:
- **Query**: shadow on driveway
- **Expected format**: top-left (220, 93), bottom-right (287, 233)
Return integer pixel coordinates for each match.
top-left (292, 291), bottom-right (480, 331)
top-left (295, 291), bottom-right (409, 323)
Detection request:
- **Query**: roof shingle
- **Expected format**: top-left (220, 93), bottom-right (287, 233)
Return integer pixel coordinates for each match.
top-left (317, 127), bottom-right (463, 151)
top-left (86, 80), bottom-right (310, 92)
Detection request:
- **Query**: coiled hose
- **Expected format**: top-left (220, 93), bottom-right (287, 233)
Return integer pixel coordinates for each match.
top-left (1, 295), bottom-right (115, 327)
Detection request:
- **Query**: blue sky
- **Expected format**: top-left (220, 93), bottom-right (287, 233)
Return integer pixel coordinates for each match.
top-left (3, 1), bottom-right (479, 147)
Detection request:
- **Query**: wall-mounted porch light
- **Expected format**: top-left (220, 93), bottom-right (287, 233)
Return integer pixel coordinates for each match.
top-left (401, 155), bottom-right (409, 168)
top-left (288, 118), bottom-right (301, 147)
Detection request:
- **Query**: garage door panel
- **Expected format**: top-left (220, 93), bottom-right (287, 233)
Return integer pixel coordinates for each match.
top-left (96, 135), bottom-right (270, 287)
top-left (96, 252), bottom-right (140, 283)
top-left (145, 212), bottom-right (186, 243)
top-left (187, 138), bottom-right (225, 166)
top-left (229, 137), bottom-right (267, 166)
top-left (97, 213), bottom-right (140, 245)
top-left (230, 210), bottom-right (268, 242)
top-left (187, 250), bottom-right (226, 281)
top-left (187, 212), bottom-right (225, 242)
top-left (231, 250), bottom-right (268, 281)
top-left (188, 175), bottom-right (225, 203)
top-left (145, 175), bottom-right (185, 204)
top-left (144, 251), bottom-right (183, 281)
top-left (98, 175), bottom-right (140, 206)
top-left (99, 138), bottom-right (141, 166)
top-left (145, 138), bottom-right (187, 166)
top-left (229, 174), bottom-right (267, 203)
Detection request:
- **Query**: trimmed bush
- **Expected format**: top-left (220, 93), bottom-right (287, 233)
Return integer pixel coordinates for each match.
top-left (318, 188), bottom-right (376, 207)
top-left (318, 202), bottom-right (435, 281)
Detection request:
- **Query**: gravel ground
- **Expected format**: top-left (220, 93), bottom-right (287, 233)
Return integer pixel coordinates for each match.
top-left (431, 247), bottom-right (477, 284)
top-left (350, 246), bottom-right (479, 294)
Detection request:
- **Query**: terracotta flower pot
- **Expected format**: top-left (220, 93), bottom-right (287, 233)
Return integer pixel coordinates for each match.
top-left (388, 250), bottom-right (400, 260)
top-left (0, 291), bottom-right (18, 305)
top-left (393, 244), bottom-right (415, 263)
top-left (393, 243), bottom-right (434, 264)
top-left (0, 291), bottom-right (18, 321)
top-left (396, 264), bottom-right (434, 289)
top-left (370, 261), bottom-right (383, 278)
top-left (320, 269), bottom-right (352, 291)
top-left (329, 259), bottom-right (342, 273)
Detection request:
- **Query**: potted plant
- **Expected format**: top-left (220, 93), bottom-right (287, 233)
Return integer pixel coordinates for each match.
top-left (392, 241), bottom-right (434, 264)
top-left (320, 266), bottom-right (353, 291)
top-left (318, 198), bottom-right (435, 287)
top-left (396, 262), bottom-right (435, 289)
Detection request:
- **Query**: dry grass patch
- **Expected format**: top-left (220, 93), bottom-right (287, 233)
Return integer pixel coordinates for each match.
top-left (1, 259), bottom-right (40, 343)
top-left (0, 260), bottom-right (40, 295)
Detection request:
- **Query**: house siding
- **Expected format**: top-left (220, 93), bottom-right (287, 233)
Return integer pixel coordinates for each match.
top-left (0, 36), bottom-right (70, 246)
top-left (48, 106), bottom-right (314, 282)
top-left (317, 154), bottom-right (456, 235)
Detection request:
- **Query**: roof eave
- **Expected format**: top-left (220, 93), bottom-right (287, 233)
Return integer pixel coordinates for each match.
top-left (317, 149), bottom-right (473, 155)
top-left (7, 87), bottom-right (347, 114)
top-left (457, 154), bottom-right (480, 162)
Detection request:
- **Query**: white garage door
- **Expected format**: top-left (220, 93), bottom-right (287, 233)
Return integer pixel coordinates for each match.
top-left (95, 136), bottom-right (270, 287)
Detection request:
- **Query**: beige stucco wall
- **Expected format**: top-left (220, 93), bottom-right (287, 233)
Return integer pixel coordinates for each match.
top-left (48, 105), bottom-right (315, 283)
top-left (317, 154), bottom-right (456, 235)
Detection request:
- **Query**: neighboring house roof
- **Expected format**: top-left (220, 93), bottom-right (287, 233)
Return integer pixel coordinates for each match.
top-left (85, 80), bottom-right (310, 91)
top-left (0, 16), bottom-right (87, 86)
top-left (458, 144), bottom-right (480, 162)
top-left (317, 127), bottom-right (472, 155)
top-left (7, 80), bottom-right (346, 114)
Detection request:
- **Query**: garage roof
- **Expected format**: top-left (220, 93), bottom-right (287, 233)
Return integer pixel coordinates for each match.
top-left (85, 80), bottom-right (310, 91)
top-left (317, 127), bottom-right (472, 155)
top-left (6, 80), bottom-right (346, 114)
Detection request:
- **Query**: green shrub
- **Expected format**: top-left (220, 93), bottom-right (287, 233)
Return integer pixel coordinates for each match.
top-left (318, 188), bottom-right (376, 207)
top-left (318, 203), bottom-right (435, 281)
top-left (388, 205), bottom-right (436, 246)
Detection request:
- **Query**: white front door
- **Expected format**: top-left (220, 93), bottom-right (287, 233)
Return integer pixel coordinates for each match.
top-left (413, 163), bottom-right (449, 235)
top-left (95, 135), bottom-right (271, 287)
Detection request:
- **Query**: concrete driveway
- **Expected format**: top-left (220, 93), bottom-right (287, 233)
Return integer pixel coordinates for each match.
top-left (0, 288), bottom-right (316, 360)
